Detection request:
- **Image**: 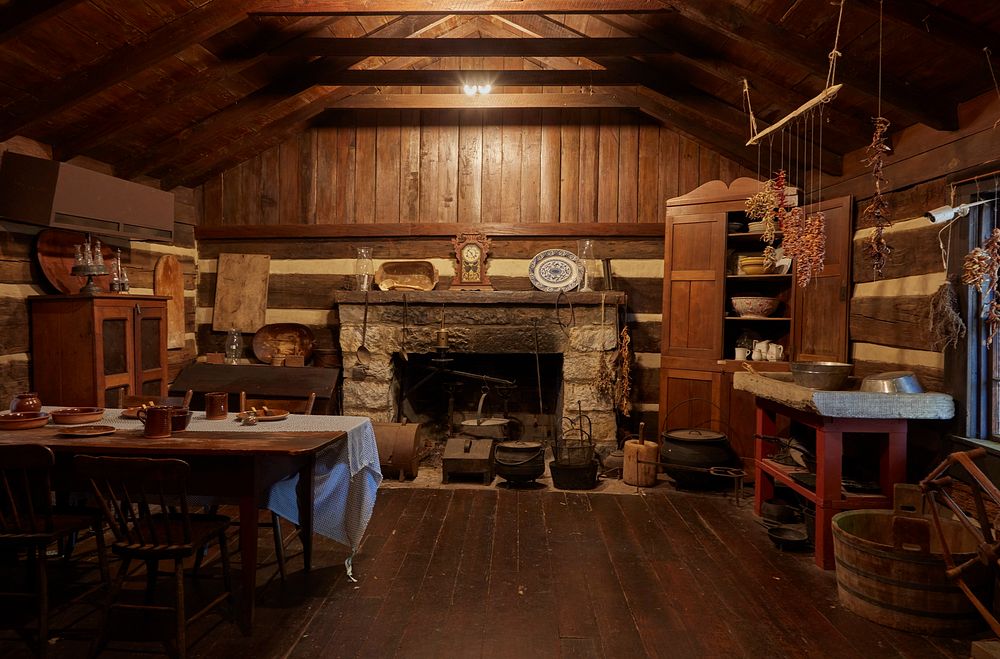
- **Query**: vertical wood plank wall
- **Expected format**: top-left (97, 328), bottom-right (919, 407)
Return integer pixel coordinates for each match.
top-left (201, 109), bottom-right (754, 226)
top-left (197, 110), bottom-right (753, 431)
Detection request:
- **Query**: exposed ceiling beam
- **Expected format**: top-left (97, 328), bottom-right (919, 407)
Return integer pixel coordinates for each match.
top-left (853, 0), bottom-right (1000, 59)
top-left (0, 0), bottom-right (85, 47)
top-left (251, 1), bottom-right (667, 15)
top-left (55, 15), bottom-right (347, 160)
top-left (271, 37), bottom-right (666, 58)
top-left (655, 0), bottom-right (957, 131)
top-left (314, 69), bottom-right (645, 86)
top-left (590, 12), bottom-right (872, 143)
top-left (0, 0), bottom-right (270, 143)
top-left (119, 14), bottom-right (457, 181)
top-left (327, 92), bottom-right (636, 109)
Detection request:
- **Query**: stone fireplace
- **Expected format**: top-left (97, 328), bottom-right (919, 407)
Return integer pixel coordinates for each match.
top-left (335, 291), bottom-right (626, 446)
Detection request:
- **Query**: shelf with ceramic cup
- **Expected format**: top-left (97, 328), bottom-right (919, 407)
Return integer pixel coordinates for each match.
top-left (726, 274), bottom-right (792, 280)
top-left (725, 316), bottom-right (791, 321)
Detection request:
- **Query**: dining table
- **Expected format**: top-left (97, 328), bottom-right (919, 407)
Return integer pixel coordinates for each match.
top-left (0, 408), bottom-right (382, 634)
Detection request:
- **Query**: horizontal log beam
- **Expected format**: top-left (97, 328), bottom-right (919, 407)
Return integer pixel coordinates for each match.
top-left (0, 0), bottom-right (85, 47)
top-left (195, 222), bottom-right (667, 241)
top-left (327, 92), bottom-right (637, 109)
top-left (315, 69), bottom-right (642, 86)
top-left (272, 37), bottom-right (665, 57)
top-left (253, 1), bottom-right (667, 15)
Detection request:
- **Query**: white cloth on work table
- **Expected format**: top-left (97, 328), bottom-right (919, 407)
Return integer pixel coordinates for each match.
top-left (50, 409), bottom-right (382, 551)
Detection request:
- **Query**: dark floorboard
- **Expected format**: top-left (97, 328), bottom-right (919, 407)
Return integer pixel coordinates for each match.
top-left (0, 487), bottom-right (980, 658)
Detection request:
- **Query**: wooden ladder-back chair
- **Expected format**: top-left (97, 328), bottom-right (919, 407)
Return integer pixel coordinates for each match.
top-left (0, 444), bottom-right (107, 658)
top-left (123, 389), bottom-right (194, 410)
top-left (74, 455), bottom-right (233, 659)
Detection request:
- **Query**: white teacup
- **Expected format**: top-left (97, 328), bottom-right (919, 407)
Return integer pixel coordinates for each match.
top-left (735, 347), bottom-right (749, 360)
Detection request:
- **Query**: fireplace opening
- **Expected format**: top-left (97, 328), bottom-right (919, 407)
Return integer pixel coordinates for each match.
top-left (394, 352), bottom-right (564, 444)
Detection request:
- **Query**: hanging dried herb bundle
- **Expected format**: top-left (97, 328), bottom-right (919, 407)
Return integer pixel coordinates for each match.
top-left (778, 203), bottom-right (826, 288)
top-left (929, 276), bottom-right (967, 351)
top-left (861, 117), bottom-right (893, 278)
top-left (766, 170), bottom-right (788, 246)
top-left (745, 181), bottom-right (777, 225)
top-left (613, 326), bottom-right (632, 416)
top-left (962, 228), bottom-right (1000, 345)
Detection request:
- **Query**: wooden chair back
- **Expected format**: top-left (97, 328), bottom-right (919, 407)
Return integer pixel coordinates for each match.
top-left (123, 389), bottom-right (193, 410)
top-left (0, 444), bottom-right (55, 539)
top-left (74, 455), bottom-right (194, 549)
top-left (239, 391), bottom-right (316, 416)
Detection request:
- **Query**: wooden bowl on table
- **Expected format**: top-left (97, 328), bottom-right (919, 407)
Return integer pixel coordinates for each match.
top-left (50, 407), bottom-right (105, 425)
top-left (0, 411), bottom-right (51, 430)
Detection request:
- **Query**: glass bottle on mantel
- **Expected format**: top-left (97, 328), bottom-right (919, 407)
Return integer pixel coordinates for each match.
top-left (109, 254), bottom-right (122, 293)
top-left (117, 249), bottom-right (129, 293)
top-left (224, 327), bottom-right (242, 365)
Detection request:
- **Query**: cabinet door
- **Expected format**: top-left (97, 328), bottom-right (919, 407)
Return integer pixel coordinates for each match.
top-left (658, 365), bottom-right (726, 435)
top-left (133, 302), bottom-right (168, 398)
top-left (792, 195), bottom-right (852, 362)
top-left (95, 305), bottom-right (135, 407)
top-left (662, 212), bottom-right (726, 360)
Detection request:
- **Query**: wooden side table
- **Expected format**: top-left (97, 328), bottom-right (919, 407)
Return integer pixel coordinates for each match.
top-left (753, 397), bottom-right (907, 569)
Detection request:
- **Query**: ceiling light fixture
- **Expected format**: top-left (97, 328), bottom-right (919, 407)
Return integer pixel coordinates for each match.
top-left (463, 83), bottom-right (492, 96)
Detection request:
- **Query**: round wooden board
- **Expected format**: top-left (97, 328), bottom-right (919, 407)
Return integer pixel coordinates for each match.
top-left (37, 228), bottom-right (110, 294)
top-left (154, 255), bottom-right (185, 349)
top-left (251, 323), bottom-right (315, 363)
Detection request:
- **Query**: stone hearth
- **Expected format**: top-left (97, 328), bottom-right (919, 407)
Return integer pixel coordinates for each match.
top-left (336, 291), bottom-right (626, 446)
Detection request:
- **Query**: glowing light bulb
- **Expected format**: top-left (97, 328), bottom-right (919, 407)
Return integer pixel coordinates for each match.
top-left (463, 84), bottom-right (477, 96)
top-left (478, 84), bottom-right (491, 95)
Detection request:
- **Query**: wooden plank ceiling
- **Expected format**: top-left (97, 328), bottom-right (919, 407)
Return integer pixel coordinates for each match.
top-left (1, 0), bottom-right (998, 191)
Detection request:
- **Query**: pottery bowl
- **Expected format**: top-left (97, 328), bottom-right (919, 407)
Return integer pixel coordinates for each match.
top-left (790, 361), bottom-right (852, 390)
top-left (732, 296), bottom-right (779, 317)
top-left (0, 411), bottom-right (51, 430)
top-left (50, 407), bottom-right (105, 425)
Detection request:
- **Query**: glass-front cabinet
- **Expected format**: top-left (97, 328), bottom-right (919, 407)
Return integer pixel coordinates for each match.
top-left (30, 294), bottom-right (168, 407)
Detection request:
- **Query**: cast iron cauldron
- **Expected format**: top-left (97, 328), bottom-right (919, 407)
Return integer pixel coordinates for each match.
top-left (659, 428), bottom-right (741, 489)
top-left (494, 441), bottom-right (545, 484)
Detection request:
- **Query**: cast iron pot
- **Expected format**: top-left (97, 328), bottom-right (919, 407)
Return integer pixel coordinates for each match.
top-left (659, 428), bottom-right (741, 489)
top-left (494, 441), bottom-right (545, 484)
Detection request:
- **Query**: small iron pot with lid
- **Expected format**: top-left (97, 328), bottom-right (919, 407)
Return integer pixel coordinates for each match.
top-left (660, 427), bottom-right (741, 489)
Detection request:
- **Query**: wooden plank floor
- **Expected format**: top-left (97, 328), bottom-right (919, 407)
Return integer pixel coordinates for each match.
top-left (0, 488), bottom-right (978, 658)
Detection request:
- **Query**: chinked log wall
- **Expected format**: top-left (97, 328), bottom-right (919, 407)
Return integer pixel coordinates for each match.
top-left (823, 91), bottom-right (1000, 395)
top-left (0, 137), bottom-right (199, 406)
top-left (198, 109), bottom-right (754, 430)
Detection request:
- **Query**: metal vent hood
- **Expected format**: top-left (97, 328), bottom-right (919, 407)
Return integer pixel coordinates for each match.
top-left (0, 152), bottom-right (174, 241)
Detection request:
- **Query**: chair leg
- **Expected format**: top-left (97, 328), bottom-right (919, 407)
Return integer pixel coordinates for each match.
top-left (217, 529), bottom-right (234, 613)
top-left (271, 513), bottom-right (287, 582)
top-left (90, 556), bottom-right (131, 659)
top-left (92, 522), bottom-right (109, 586)
top-left (174, 558), bottom-right (186, 659)
top-left (145, 559), bottom-right (159, 603)
top-left (35, 547), bottom-right (49, 659)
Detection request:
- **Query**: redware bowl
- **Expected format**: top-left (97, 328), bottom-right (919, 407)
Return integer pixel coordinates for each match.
top-left (0, 411), bottom-right (51, 430)
top-left (731, 296), bottom-right (779, 317)
top-left (50, 407), bottom-right (105, 425)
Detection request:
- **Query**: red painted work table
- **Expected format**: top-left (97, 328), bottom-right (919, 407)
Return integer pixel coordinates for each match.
top-left (753, 397), bottom-right (907, 569)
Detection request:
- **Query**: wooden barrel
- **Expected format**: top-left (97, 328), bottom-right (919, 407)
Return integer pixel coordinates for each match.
top-left (623, 439), bottom-right (658, 487)
top-left (372, 422), bottom-right (422, 480)
top-left (831, 509), bottom-right (989, 636)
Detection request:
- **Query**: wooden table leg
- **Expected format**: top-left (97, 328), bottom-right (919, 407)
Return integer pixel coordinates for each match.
top-left (296, 455), bottom-right (315, 573)
top-left (238, 495), bottom-right (258, 634)
top-left (814, 505), bottom-right (837, 570)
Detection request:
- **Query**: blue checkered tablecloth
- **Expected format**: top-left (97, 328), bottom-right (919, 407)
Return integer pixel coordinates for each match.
top-left (46, 408), bottom-right (382, 552)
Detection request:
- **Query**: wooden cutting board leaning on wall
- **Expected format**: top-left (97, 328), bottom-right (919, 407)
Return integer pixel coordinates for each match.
top-left (212, 253), bottom-right (270, 333)
top-left (154, 254), bottom-right (186, 349)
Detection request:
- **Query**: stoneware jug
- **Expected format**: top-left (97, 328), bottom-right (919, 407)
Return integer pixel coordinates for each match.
top-left (752, 340), bottom-right (771, 361)
top-left (9, 392), bottom-right (41, 413)
top-left (137, 405), bottom-right (172, 439)
top-left (767, 343), bottom-right (784, 362)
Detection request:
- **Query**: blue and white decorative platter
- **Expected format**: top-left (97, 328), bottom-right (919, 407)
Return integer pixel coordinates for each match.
top-left (528, 249), bottom-right (582, 292)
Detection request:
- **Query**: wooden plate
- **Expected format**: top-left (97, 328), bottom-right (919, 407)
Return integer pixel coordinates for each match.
top-left (58, 425), bottom-right (116, 437)
top-left (37, 228), bottom-right (112, 294)
top-left (236, 409), bottom-right (289, 422)
top-left (0, 412), bottom-right (51, 430)
top-left (251, 324), bottom-right (315, 364)
top-left (50, 407), bottom-right (105, 424)
top-left (121, 407), bottom-right (141, 419)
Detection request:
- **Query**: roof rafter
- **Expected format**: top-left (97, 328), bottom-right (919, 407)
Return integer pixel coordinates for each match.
top-left (327, 92), bottom-right (636, 109)
top-left (314, 69), bottom-right (643, 86)
top-left (853, 0), bottom-right (1000, 59)
top-left (271, 37), bottom-right (667, 57)
top-left (251, 1), bottom-right (667, 16)
top-left (0, 0), bottom-right (86, 47)
top-left (656, 0), bottom-right (957, 131)
top-left (0, 0), bottom-right (272, 143)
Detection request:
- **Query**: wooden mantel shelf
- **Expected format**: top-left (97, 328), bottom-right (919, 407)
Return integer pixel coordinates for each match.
top-left (334, 290), bottom-right (627, 305)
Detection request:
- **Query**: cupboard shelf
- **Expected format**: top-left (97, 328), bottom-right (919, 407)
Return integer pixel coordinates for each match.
top-left (725, 316), bottom-right (791, 321)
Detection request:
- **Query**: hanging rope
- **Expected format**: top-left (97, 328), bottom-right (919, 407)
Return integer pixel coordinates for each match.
top-left (987, 47), bottom-right (1000, 129)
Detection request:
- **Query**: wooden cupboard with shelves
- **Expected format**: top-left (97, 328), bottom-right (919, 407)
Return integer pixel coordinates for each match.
top-left (658, 178), bottom-right (851, 458)
top-left (29, 294), bottom-right (169, 408)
